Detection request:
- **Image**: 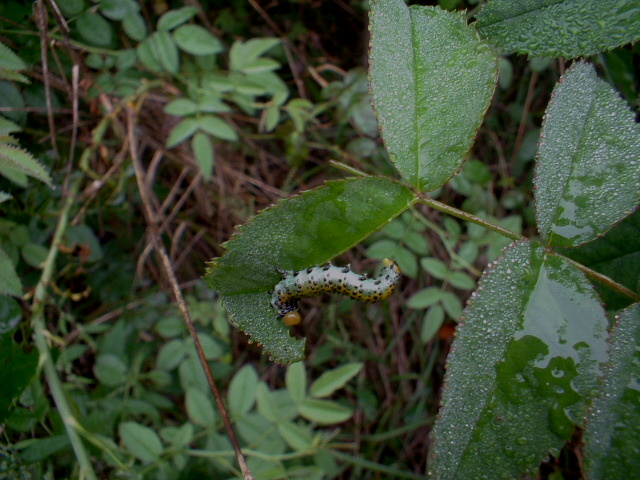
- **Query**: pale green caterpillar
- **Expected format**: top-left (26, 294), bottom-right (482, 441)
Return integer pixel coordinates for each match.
top-left (271, 258), bottom-right (401, 326)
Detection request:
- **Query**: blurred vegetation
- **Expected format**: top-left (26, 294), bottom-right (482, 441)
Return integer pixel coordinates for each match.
top-left (0, 0), bottom-right (637, 479)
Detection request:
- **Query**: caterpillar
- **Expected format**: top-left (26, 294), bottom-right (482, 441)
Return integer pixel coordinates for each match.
top-left (271, 258), bottom-right (401, 326)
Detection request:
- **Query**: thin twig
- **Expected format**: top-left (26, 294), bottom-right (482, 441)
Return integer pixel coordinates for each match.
top-left (126, 106), bottom-right (254, 480)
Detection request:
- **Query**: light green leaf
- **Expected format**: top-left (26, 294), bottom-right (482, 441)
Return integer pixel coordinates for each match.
top-left (309, 363), bottom-right (363, 398)
top-left (173, 25), bottom-right (223, 56)
top-left (166, 117), bottom-right (199, 148)
top-left (196, 115), bottom-right (237, 141)
top-left (228, 365), bottom-right (259, 416)
top-left (285, 362), bottom-right (306, 404)
top-left (204, 177), bottom-right (415, 363)
top-left (476, 0), bottom-right (640, 59)
top-left (0, 191), bottom-right (10, 204)
top-left (256, 384), bottom-right (297, 423)
top-left (164, 98), bottom-right (198, 116)
top-left (583, 304), bottom-right (640, 479)
top-left (192, 132), bottom-right (214, 181)
top-left (535, 61), bottom-right (640, 247)
top-left (157, 6), bottom-right (198, 31)
top-left (408, 287), bottom-right (443, 309)
top-left (448, 271), bottom-right (476, 290)
top-left (369, 1), bottom-right (497, 191)
top-left (421, 257), bottom-right (448, 280)
top-left (0, 248), bottom-right (21, 297)
top-left (155, 338), bottom-right (186, 371)
top-left (229, 38), bottom-right (280, 72)
top-left (119, 422), bottom-right (163, 463)
top-left (137, 31), bottom-right (179, 74)
top-left (429, 240), bottom-right (609, 478)
top-left (299, 398), bottom-right (353, 425)
top-left (185, 387), bottom-right (216, 428)
top-left (277, 421), bottom-right (313, 451)
top-left (0, 145), bottom-right (52, 187)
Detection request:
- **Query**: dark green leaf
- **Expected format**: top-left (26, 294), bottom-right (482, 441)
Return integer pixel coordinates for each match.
top-left (535, 62), bottom-right (640, 247)
top-left (122, 11), bottom-right (147, 42)
top-left (369, 1), bottom-right (497, 191)
top-left (0, 42), bottom-right (25, 72)
top-left (558, 210), bottom-right (639, 311)
top-left (0, 333), bottom-right (38, 423)
top-left (76, 12), bottom-right (115, 48)
top-left (0, 144), bottom-right (52, 187)
top-left (205, 177), bottom-right (415, 363)
top-left (476, 0), bottom-right (640, 59)
top-left (429, 240), bottom-right (609, 478)
top-left (583, 304), bottom-right (640, 479)
top-left (0, 248), bottom-right (21, 296)
top-left (99, 0), bottom-right (138, 21)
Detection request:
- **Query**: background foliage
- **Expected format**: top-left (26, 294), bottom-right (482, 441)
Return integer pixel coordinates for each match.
top-left (0, 0), bottom-right (638, 479)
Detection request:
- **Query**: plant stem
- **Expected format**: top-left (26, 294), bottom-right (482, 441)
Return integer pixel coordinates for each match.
top-left (417, 195), bottom-right (524, 241)
top-left (31, 177), bottom-right (97, 480)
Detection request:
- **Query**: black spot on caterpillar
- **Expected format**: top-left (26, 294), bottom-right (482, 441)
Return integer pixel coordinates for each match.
top-left (271, 259), bottom-right (401, 325)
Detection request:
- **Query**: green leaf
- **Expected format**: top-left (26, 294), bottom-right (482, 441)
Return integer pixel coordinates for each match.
top-left (119, 421), bottom-right (163, 463)
top-left (0, 42), bottom-right (25, 72)
top-left (229, 38), bottom-right (280, 72)
top-left (369, 1), bottom-right (497, 191)
top-left (299, 398), bottom-right (353, 425)
top-left (557, 210), bottom-right (640, 311)
top-left (0, 116), bottom-right (21, 135)
top-left (76, 11), bottom-right (115, 48)
top-left (21, 242), bottom-right (48, 268)
top-left (421, 257), bottom-right (448, 280)
top-left (0, 248), bottom-right (21, 297)
top-left (137, 31), bottom-right (179, 74)
top-left (309, 363), bottom-right (363, 398)
top-left (99, 0), bottom-right (138, 21)
top-left (166, 117), bottom-right (199, 148)
top-left (122, 11), bottom-right (147, 42)
top-left (285, 362), bottom-right (306, 404)
top-left (94, 354), bottom-right (127, 386)
top-left (429, 240), bottom-right (609, 478)
top-left (421, 304), bottom-right (445, 343)
top-left (155, 338), bottom-right (186, 371)
top-left (0, 144), bottom-right (52, 187)
top-left (173, 25), bottom-right (223, 56)
top-left (191, 132), bottom-right (214, 181)
top-left (157, 6), bottom-right (198, 31)
top-left (204, 177), bottom-right (415, 363)
top-left (277, 421), bottom-right (313, 451)
top-left (196, 115), bottom-right (237, 141)
top-left (476, 0), bottom-right (640, 59)
top-left (164, 98), bottom-right (198, 116)
top-left (256, 383), bottom-right (297, 423)
top-left (185, 387), bottom-right (216, 428)
top-left (535, 62), bottom-right (640, 247)
top-left (407, 287), bottom-right (443, 309)
top-left (0, 333), bottom-right (38, 423)
top-left (229, 365), bottom-right (259, 416)
top-left (583, 304), bottom-right (640, 479)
